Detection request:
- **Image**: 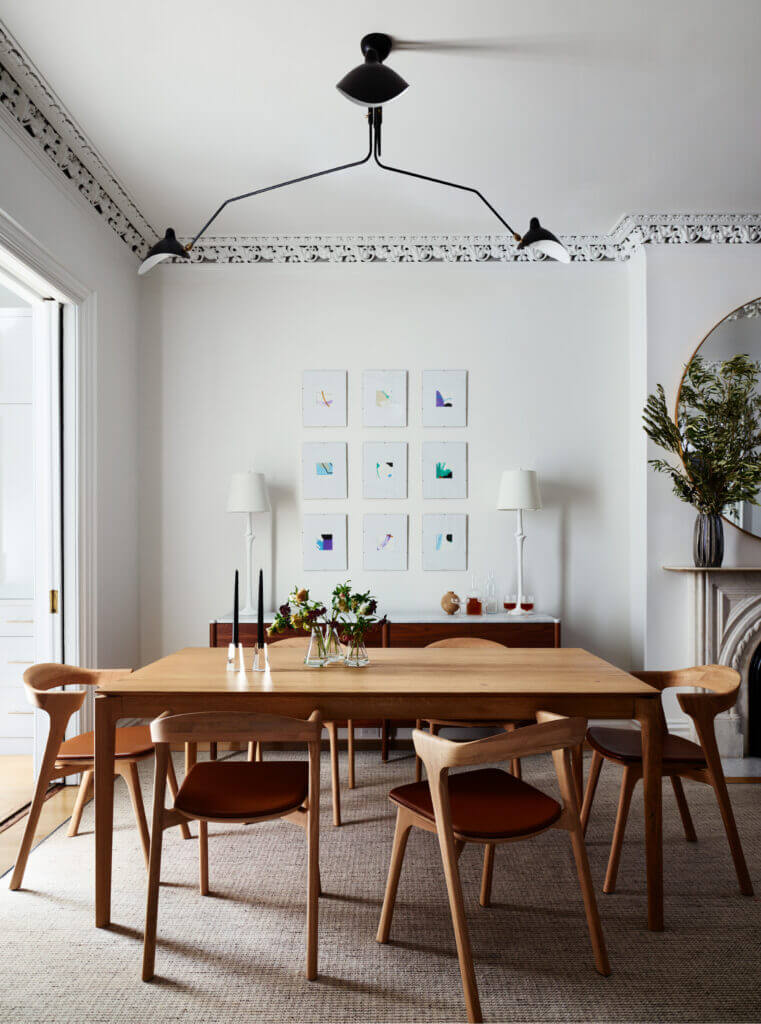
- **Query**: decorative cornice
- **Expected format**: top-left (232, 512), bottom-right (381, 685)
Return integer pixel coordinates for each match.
top-left (183, 214), bottom-right (761, 265)
top-left (1, 21), bottom-right (761, 267)
top-left (0, 23), bottom-right (152, 253)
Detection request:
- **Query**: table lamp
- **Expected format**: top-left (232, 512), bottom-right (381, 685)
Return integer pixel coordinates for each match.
top-left (497, 469), bottom-right (542, 614)
top-left (227, 471), bottom-right (269, 614)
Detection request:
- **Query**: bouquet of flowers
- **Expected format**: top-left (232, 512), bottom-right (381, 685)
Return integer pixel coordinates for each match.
top-left (268, 586), bottom-right (341, 665)
top-left (332, 582), bottom-right (385, 667)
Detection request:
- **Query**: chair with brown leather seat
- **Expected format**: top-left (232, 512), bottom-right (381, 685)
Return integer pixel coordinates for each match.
top-left (378, 713), bottom-right (610, 1024)
top-left (142, 709), bottom-right (322, 982)
top-left (580, 665), bottom-right (753, 897)
top-left (262, 636), bottom-right (355, 827)
top-left (9, 663), bottom-right (189, 892)
top-left (415, 638), bottom-right (528, 782)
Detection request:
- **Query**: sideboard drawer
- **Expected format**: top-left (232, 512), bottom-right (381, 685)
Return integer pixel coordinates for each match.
top-left (387, 620), bottom-right (559, 648)
top-left (212, 622), bottom-right (388, 648)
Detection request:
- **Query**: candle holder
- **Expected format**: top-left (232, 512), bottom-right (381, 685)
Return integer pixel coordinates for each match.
top-left (252, 643), bottom-right (268, 672)
top-left (226, 642), bottom-right (236, 671)
top-left (237, 643), bottom-right (245, 672)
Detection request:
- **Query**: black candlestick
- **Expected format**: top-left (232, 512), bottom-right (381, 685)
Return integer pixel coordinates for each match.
top-left (233, 570), bottom-right (239, 646)
top-left (257, 570), bottom-right (264, 646)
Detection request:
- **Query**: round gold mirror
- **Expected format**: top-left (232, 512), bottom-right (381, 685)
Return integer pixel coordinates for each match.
top-left (678, 297), bottom-right (761, 540)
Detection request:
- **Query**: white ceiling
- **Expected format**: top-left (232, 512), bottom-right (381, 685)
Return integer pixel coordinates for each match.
top-left (2, 0), bottom-right (761, 239)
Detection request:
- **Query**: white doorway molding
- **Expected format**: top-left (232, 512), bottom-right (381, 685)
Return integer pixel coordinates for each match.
top-left (0, 208), bottom-right (98, 730)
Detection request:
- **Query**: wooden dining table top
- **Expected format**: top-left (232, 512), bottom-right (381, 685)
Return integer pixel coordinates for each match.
top-left (97, 645), bottom-right (657, 698)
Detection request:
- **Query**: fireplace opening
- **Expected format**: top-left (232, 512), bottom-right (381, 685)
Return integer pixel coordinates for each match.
top-left (748, 642), bottom-right (761, 758)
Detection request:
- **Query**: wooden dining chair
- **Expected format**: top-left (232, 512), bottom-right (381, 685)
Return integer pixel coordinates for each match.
top-left (378, 713), bottom-right (609, 1023)
top-left (415, 638), bottom-right (528, 783)
top-left (142, 709), bottom-right (322, 982)
top-left (9, 663), bottom-right (189, 891)
top-left (580, 664), bottom-right (753, 897)
top-left (263, 636), bottom-right (353, 827)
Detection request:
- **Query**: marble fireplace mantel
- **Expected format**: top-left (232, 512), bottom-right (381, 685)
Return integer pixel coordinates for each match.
top-left (664, 567), bottom-right (761, 757)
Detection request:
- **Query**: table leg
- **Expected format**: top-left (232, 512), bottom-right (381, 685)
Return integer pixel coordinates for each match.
top-left (636, 697), bottom-right (663, 931)
top-left (95, 695), bottom-right (117, 928)
top-left (185, 742), bottom-right (197, 776)
top-left (381, 720), bottom-right (390, 762)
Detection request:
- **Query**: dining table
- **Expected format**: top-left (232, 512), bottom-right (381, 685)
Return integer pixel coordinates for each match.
top-left (93, 645), bottom-right (665, 931)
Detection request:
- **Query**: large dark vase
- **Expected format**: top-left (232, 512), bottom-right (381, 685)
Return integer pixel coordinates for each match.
top-left (693, 513), bottom-right (724, 567)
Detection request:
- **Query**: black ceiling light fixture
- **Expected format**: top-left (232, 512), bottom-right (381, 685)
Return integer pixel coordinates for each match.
top-left (138, 32), bottom-right (569, 273)
top-left (336, 32), bottom-right (409, 106)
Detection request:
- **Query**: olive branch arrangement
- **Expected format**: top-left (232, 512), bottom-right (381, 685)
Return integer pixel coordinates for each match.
top-left (643, 353), bottom-right (761, 516)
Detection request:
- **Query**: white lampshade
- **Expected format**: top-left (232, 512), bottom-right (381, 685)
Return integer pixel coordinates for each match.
top-left (226, 472), bottom-right (269, 513)
top-left (497, 469), bottom-right (542, 511)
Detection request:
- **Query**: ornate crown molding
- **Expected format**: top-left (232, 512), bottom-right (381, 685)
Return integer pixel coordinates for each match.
top-left (183, 214), bottom-right (761, 265)
top-left (1, 21), bottom-right (761, 267)
top-left (0, 23), bottom-right (152, 254)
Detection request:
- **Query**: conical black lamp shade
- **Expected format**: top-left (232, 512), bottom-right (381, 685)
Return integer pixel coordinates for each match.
top-left (138, 228), bottom-right (189, 275)
top-left (336, 52), bottom-right (408, 107)
top-left (517, 217), bottom-right (571, 263)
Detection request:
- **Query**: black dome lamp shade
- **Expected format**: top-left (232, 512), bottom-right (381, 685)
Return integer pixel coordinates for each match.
top-left (138, 227), bottom-right (189, 275)
top-left (336, 32), bottom-right (408, 106)
top-left (517, 217), bottom-right (571, 263)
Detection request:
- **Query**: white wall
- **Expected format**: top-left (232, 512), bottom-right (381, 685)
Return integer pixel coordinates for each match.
top-left (641, 244), bottom-right (761, 678)
top-left (138, 260), bottom-right (631, 666)
top-left (0, 123), bottom-right (141, 668)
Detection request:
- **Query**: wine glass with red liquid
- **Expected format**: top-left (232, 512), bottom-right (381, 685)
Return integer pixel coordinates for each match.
top-left (520, 594), bottom-right (535, 612)
top-left (503, 593), bottom-right (517, 611)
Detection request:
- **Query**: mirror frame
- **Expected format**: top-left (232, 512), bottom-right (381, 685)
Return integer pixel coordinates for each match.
top-left (676, 295), bottom-right (761, 543)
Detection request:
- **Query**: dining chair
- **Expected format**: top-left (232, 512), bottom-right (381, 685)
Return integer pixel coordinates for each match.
top-left (415, 638), bottom-right (528, 783)
top-left (580, 665), bottom-right (753, 897)
top-left (378, 713), bottom-right (609, 1023)
top-left (9, 663), bottom-right (189, 891)
top-left (142, 709), bottom-right (322, 982)
top-left (264, 636), bottom-right (354, 827)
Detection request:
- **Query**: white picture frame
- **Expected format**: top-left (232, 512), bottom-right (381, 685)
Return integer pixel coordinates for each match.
top-left (422, 514), bottom-right (468, 571)
top-left (302, 514), bottom-right (347, 571)
top-left (363, 514), bottom-right (408, 571)
top-left (422, 369), bottom-right (467, 427)
top-left (362, 369), bottom-right (407, 427)
top-left (362, 442), bottom-right (407, 499)
top-left (302, 442), bottom-right (347, 499)
top-left (422, 441), bottom-right (467, 499)
top-left (302, 370), bottom-right (347, 427)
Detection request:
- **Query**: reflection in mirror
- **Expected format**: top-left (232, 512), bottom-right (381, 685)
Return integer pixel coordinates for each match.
top-left (680, 298), bottom-right (761, 539)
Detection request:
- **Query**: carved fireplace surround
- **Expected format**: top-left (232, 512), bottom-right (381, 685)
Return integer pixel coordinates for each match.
top-left (665, 567), bottom-right (761, 757)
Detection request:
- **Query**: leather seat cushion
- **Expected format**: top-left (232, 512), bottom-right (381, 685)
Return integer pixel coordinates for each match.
top-left (390, 767), bottom-right (562, 839)
top-left (174, 761), bottom-right (309, 820)
top-left (587, 726), bottom-right (705, 765)
top-left (58, 725), bottom-right (154, 761)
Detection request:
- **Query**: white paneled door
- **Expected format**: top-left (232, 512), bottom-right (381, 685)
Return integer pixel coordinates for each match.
top-left (0, 301), bottom-right (64, 776)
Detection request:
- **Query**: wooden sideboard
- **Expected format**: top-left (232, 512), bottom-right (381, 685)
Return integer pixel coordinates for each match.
top-left (210, 611), bottom-right (560, 757)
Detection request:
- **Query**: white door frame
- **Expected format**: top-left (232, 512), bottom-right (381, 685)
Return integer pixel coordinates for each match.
top-left (0, 208), bottom-right (98, 735)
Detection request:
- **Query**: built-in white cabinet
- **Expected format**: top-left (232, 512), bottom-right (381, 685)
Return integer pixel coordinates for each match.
top-left (0, 309), bottom-right (34, 754)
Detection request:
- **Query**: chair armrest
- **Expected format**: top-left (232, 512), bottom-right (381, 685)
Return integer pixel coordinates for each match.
top-left (413, 714), bottom-right (587, 772)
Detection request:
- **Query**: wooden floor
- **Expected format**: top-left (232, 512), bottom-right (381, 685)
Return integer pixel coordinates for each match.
top-left (0, 755), bottom-right (34, 820)
top-left (0, 755), bottom-right (80, 878)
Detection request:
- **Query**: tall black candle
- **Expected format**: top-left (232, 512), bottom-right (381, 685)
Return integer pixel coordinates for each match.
top-left (257, 569), bottom-right (264, 646)
top-left (233, 570), bottom-right (239, 646)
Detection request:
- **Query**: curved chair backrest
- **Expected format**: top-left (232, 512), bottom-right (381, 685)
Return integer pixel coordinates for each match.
top-left (271, 636), bottom-right (311, 648)
top-left (632, 665), bottom-right (740, 718)
top-left (23, 663), bottom-right (132, 715)
top-left (413, 712), bottom-right (586, 774)
top-left (426, 637), bottom-right (505, 650)
top-left (151, 709), bottom-right (322, 745)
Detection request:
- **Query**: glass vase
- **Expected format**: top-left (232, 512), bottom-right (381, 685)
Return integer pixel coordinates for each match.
top-left (304, 627), bottom-right (328, 667)
top-left (344, 636), bottom-right (369, 668)
top-left (323, 624), bottom-right (344, 664)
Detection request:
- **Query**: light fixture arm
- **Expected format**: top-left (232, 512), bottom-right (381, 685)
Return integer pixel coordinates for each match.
top-left (186, 116), bottom-right (374, 250)
top-left (370, 107), bottom-right (521, 241)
